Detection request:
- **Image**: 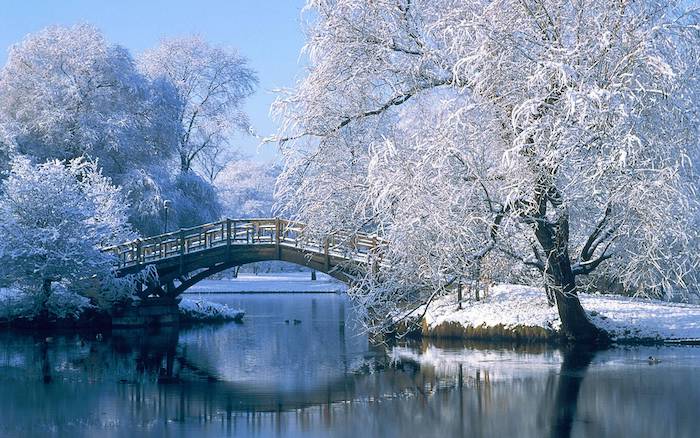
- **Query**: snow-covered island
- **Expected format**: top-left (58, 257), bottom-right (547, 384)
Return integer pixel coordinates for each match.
top-left (178, 297), bottom-right (244, 323)
top-left (0, 287), bottom-right (245, 326)
top-left (411, 285), bottom-right (700, 344)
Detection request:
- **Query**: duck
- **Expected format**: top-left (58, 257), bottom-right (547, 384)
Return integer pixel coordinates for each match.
top-left (648, 356), bottom-right (661, 364)
top-left (293, 319), bottom-right (301, 325)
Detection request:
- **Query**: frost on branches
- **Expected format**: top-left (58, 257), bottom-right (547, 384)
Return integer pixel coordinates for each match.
top-left (0, 24), bottom-right (180, 179)
top-left (139, 36), bottom-right (258, 175)
top-left (0, 26), bottom-right (256, 235)
top-left (0, 158), bottom-right (135, 322)
top-left (216, 160), bottom-right (280, 219)
top-left (275, 1), bottom-right (700, 342)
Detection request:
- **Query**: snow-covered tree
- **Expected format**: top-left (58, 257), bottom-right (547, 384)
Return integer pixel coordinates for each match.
top-left (139, 36), bottom-right (258, 174)
top-left (0, 157), bottom-right (134, 320)
top-left (0, 24), bottom-right (181, 179)
top-left (275, 0), bottom-right (700, 342)
top-left (0, 24), bottom-right (187, 236)
top-left (172, 171), bottom-right (222, 228)
top-left (216, 160), bottom-right (280, 218)
top-left (0, 26), bottom-right (254, 235)
top-left (120, 166), bottom-right (225, 234)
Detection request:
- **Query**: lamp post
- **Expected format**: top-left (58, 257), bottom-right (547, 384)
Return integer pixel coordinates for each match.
top-left (163, 199), bottom-right (172, 234)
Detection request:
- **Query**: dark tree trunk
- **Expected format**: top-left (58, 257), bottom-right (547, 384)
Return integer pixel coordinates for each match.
top-left (180, 151), bottom-right (190, 173)
top-left (534, 209), bottom-right (609, 345)
top-left (39, 279), bottom-right (52, 322)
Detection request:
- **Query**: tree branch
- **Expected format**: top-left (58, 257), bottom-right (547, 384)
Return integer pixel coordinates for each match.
top-left (579, 203), bottom-right (612, 262)
top-left (277, 78), bottom-right (450, 144)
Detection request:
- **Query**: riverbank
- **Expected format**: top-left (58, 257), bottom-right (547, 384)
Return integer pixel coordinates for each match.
top-left (413, 284), bottom-right (700, 344)
top-left (0, 287), bottom-right (244, 328)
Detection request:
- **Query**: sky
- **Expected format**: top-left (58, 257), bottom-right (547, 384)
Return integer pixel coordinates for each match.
top-left (0, 0), bottom-right (309, 162)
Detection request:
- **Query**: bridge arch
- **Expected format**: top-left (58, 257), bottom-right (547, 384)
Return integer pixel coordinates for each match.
top-left (104, 218), bottom-right (379, 298)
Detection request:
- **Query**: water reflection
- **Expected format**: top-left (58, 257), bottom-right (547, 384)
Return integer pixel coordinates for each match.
top-left (550, 346), bottom-right (595, 438)
top-left (0, 294), bottom-right (698, 437)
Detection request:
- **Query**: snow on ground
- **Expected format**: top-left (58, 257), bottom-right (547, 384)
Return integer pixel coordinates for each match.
top-left (424, 284), bottom-right (561, 332)
top-left (582, 294), bottom-right (700, 341)
top-left (178, 297), bottom-right (244, 322)
top-left (185, 272), bottom-right (347, 294)
top-left (422, 284), bottom-right (700, 342)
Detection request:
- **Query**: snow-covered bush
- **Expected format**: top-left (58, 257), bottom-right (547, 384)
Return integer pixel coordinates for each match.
top-left (179, 297), bottom-right (244, 322)
top-left (0, 157), bottom-right (134, 321)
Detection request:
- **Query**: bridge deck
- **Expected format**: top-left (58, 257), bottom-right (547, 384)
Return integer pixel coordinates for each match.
top-left (103, 218), bottom-right (382, 273)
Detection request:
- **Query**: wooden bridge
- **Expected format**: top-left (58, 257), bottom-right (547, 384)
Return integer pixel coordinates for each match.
top-left (103, 218), bottom-right (382, 299)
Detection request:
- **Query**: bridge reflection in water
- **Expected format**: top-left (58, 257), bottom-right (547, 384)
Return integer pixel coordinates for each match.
top-left (0, 293), bottom-right (699, 437)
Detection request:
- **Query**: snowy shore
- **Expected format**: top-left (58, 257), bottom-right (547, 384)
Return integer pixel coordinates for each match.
top-left (418, 285), bottom-right (700, 343)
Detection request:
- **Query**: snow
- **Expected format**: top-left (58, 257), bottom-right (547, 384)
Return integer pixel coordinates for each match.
top-left (0, 286), bottom-right (92, 321)
top-left (178, 297), bottom-right (244, 322)
top-left (390, 343), bottom-right (700, 381)
top-left (421, 284), bottom-right (700, 342)
top-left (582, 294), bottom-right (700, 342)
top-left (424, 285), bottom-right (561, 332)
top-left (185, 272), bottom-right (347, 294)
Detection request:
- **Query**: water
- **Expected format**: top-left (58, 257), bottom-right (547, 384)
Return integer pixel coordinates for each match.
top-left (0, 292), bottom-right (699, 438)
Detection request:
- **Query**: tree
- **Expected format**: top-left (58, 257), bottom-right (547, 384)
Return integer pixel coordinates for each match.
top-left (172, 171), bottom-right (222, 228)
top-left (0, 157), bottom-right (134, 320)
top-left (275, 1), bottom-right (700, 342)
top-left (0, 24), bottom-right (184, 236)
top-left (139, 36), bottom-right (258, 174)
top-left (216, 160), bottom-right (280, 218)
top-left (0, 24), bottom-right (181, 179)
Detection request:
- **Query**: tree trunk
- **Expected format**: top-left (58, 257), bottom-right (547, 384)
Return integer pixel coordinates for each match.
top-left (39, 279), bottom-right (52, 322)
top-left (546, 253), bottom-right (607, 344)
top-left (535, 215), bottom-right (609, 345)
top-left (180, 151), bottom-right (190, 173)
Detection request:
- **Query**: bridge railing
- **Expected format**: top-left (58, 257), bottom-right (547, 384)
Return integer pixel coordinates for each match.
top-left (103, 218), bottom-right (384, 270)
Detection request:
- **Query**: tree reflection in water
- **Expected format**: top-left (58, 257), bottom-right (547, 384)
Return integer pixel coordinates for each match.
top-left (550, 346), bottom-right (595, 438)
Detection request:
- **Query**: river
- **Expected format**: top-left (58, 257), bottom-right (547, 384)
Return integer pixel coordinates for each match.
top-left (0, 292), bottom-right (698, 437)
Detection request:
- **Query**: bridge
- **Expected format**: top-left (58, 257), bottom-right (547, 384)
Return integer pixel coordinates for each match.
top-left (103, 218), bottom-right (383, 299)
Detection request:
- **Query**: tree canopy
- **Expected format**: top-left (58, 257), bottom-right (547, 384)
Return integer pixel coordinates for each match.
top-left (139, 36), bottom-right (258, 174)
top-left (275, 0), bottom-right (700, 341)
top-left (0, 26), bottom-right (259, 235)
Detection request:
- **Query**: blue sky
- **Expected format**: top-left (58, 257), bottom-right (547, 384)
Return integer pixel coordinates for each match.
top-left (0, 0), bottom-right (308, 162)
